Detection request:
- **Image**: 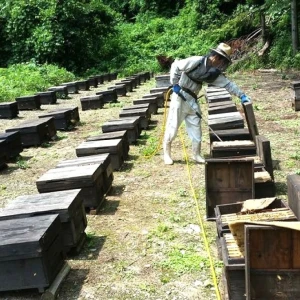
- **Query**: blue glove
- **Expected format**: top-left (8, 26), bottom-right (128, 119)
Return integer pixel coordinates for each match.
top-left (240, 94), bottom-right (251, 104)
top-left (172, 84), bottom-right (181, 94)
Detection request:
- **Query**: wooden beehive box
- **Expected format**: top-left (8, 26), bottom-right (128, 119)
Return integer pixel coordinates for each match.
top-left (56, 154), bottom-right (113, 195)
top-left (116, 80), bottom-right (132, 92)
top-left (102, 118), bottom-right (140, 144)
top-left (0, 140), bottom-right (7, 169)
top-left (102, 73), bottom-right (111, 82)
top-left (76, 139), bottom-right (124, 170)
top-left (39, 108), bottom-right (74, 131)
top-left (215, 198), bottom-right (294, 237)
top-left (125, 77), bottom-right (137, 88)
top-left (61, 81), bottom-right (79, 94)
top-left (0, 189), bottom-right (87, 254)
top-left (95, 74), bottom-right (104, 85)
top-left (0, 102), bottom-right (19, 119)
top-left (287, 174), bottom-right (300, 220)
top-left (47, 86), bottom-right (68, 99)
top-left (107, 84), bottom-right (127, 96)
top-left (15, 95), bottom-right (41, 110)
top-left (211, 140), bottom-right (256, 158)
top-left (119, 108), bottom-right (150, 130)
top-left (205, 158), bottom-right (254, 220)
top-left (208, 103), bottom-right (237, 115)
top-left (133, 98), bottom-right (158, 114)
top-left (209, 128), bottom-right (251, 144)
top-left (88, 76), bottom-right (98, 88)
top-left (128, 75), bottom-right (141, 86)
top-left (206, 93), bottom-right (232, 103)
top-left (208, 111), bottom-right (245, 131)
top-left (80, 95), bottom-right (104, 111)
top-left (0, 131), bottom-right (23, 159)
top-left (245, 224), bottom-right (300, 299)
top-left (77, 80), bottom-right (90, 91)
top-left (36, 164), bottom-right (105, 212)
top-left (96, 90), bottom-right (118, 103)
top-left (155, 74), bottom-right (170, 88)
top-left (5, 118), bottom-right (56, 147)
top-left (36, 91), bottom-right (57, 105)
top-left (143, 93), bottom-right (164, 108)
top-left (86, 130), bottom-right (129, 160)
top-left (0, 214), bottom-right (65, 293)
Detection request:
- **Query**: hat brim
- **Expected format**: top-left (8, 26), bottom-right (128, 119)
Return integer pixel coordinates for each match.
top-left (211, 48), bottom-right (232, 63)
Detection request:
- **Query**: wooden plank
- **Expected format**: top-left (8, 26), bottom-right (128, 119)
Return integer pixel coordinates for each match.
top-left (287, 174), bottom-right (300, 220)
top-left (209, 128), bottom-right (250, 143)
top-left (243, 102), bottom-right (259, 142)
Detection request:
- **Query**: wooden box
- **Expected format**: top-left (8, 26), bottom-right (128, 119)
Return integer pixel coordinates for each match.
top-left (116, 80), bottom-right (132, 92)
top-left (61, 81), bottom-right (79, 94)
top-left (80, 95), bottom-right (104, 111)
top-left (88, 76), bottom-right (98, 88)
top-left (77, 80), bottom-right (90, 91)
top-left (155, 75), bottom-right (170, 88)
top-left (245, 224), bottom-right (300, 299)
top-left (127, 75), bottom-right (141, 86)
top-left (96, 90), bottom-right (118, 103)
top-left (108, 84), bottom-right (127, 96)
top-left (0, 102), bottom-right (19, 119)
top-left (0, 189), bottom-right (87, 253)
top-left (0, 131), bottom-right (23, 159)
top-left (125, 77), bottom-right (137, 88)
top-left (143, 92), bottom-right (164, 108)
top-left (47, 86), bottom-right (68, 99)
top-left (214, 198), bottom-right (293, 237)
top-left (5, 118), bottom-right (56, 147)
top-left (205, 158), bottom-right (254, 220)
top-left (119, 108), bottom-right (150, 130)
top-left (15, 95), bottom-right (41, 110)
top-left (206, 94), bottom-right (232, 103)
top-left (209, 128), bottom-right (251, 144)
top-left (56, 154), bottom-right (113, 195)
top-left (211, 140), bottom-right (256, 158)
top-left (102, 118), bottom-right (140, 144)
top-left (86, 130), bottom-right (129, 160)
top-left (208, 112), bottom-right (244, 131)
top-left (36, 91), bottom-right (57, 105)
top-left (133, 98), bottom-right (158, 114)
top-left (287, 174), bottom-right (300, 220)
top-left (0, 214), bottom-right (65, 293)
top-left (36, 164), bottom-right (105, 210)
top-left (76, 139), bottom-right (124, 170)
top-left (38, 108), bottom-right (74, 130)
top-left (208, 103), bottom-right (237, 115)
top-left (102, 73), bottom-right (111, 82)
top-left (0, 140), bottom-right (7, 169)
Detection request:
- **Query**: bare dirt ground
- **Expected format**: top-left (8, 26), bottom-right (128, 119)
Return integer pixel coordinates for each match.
top-left (0, 69), bottom-right (299, 300)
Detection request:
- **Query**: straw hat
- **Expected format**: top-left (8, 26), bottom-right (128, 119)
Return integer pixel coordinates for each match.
top-left (211, 43), bottom-right (232, 62)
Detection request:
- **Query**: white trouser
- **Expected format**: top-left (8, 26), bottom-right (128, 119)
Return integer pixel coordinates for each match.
top-left (164, 91), bottom-right (202, 144)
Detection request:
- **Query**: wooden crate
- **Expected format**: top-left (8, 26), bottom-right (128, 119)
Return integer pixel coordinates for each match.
top-left (47, 86), bottom-right (68, 99)
top-left (86, 130), bottom-right (129, 160)
top-left (0, 131), bottom-right (23, 159)
top-left (38, 108), bottom-right (74, 130)
top-left (208, 103), bottom-right (237, 115)
top-left (61, 81), bottom-right (79, 94)
top-left (102, 118), bottom-right (140, 144)
top-left (208, 112), bottom-right (244, 131)
top-left (0, 214), bottom-right (65, 293)
top-left (245, 224), bottom-right (300, 299)
top-left (116, 80), bottom-right (133, 92)
top-left (36, 164), bottom-right (105, 211)
top-left (0, 140), bottom-right (7, 169)
top-left (205, 158), bottom-right (254, 220)
top-left (215, 198), bottom-right (293, 237)
top-left (75, 139), bottom-right (124, 170)
top-left (80, 95), bottom-right (104, 111)
top-left (107, 84), bottom-right (127, 96)
top-left (0, 102), bottom-right (19, 119)
top-left (95, 74), bottom-right (104, 85)
top-left (287, 174), bottom-right (300, 220)
top-left (119, 108), bottom-right (150, 130)
top-left (6, 118), bottom-right (55, 147)
top-left (133, 98), bottom-right (158, 114)
top-left (56, 154), bottom-right (113, 195)
top-left (206, 94), bottom-right (232, 103)
top-left (211, 140), bottom-right (256, 158)
top-left (77, 80), bottom-right (90, 91)
top-left (36, 91), bottom-right (57, 105)
top-left (96, 90), bottom-right (118, 103)
top-left (15, 95), bottom-right (41, 110)
top-left (155, 75), bottom-right (170, 88)
top-left (143, 93), bottom-right (164, 108)
top-left (88, 76), bottom-right (98, 88)
top-left (209, 128), bottom-right (251, 144)
top-left (0, 189), bottom-right (87, 254)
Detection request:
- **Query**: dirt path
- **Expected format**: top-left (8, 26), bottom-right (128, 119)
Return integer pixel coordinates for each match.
top-left (0, 70), bottom-right (299, 300)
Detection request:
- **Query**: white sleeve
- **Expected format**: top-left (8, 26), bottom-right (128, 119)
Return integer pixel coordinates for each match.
top-left (210, 74), bottom-right (244, 98)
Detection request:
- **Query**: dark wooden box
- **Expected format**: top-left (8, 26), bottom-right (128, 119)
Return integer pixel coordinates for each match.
top-left (108, 84), bottom-right (127, 96)
top-left (88, 76), bottom-right (98, 88)
top-left (102, 73), bottom-right (111, 82)
top-left (0, 214), bottom-right (65, 293)
top-left (143, 93), bottom-right (164, 108)
top-left (205, 158), bottom-right (254, 220)
top-left (80, 95), bottom-right (104, 111)
top-left (214, 198), bottom-right (292, 237)
top-left (61, 81), bottom-right (79, 94)
top-left (15, 95), bottom-right (41, 110)
top-left (208, 103), bottom-right (237, 115)
top-left (56, 154), bottom-right (113, 195)
top-left (287, 174), bottom-right (300, 220)
top-left (76, 139), bottom-right (124, 170)
top-left (245, 224), bottom-right (300, 299)
top-left (96, 90), bottom-right (118, 103)
top-left (115, 81), bottom-right (132, 93)
top-left (110, 72), bottom-right (118, 80)
top-left (95, 74), bottom-right (104, 85)
top-left (133, 98), bottom-right (158, 114)
top-left (5, 118), bottom-right (56, 147)
top-left (39, 108), bottom-right (74, 130)
top-left (119, 108), bottom-right (150, 130)
top-left (155, 75), bottom-right (170, 88)
top-left (125, 76), bottom-right (138, 88)
top-left (209, 128), bottom-right (251, 144)
top-left (48, 86), bottom-right (68, 99)
top-left (0, 143), bottom-right (7, 170)
top-left (0, 189), bottom-right (87, 254)
top-left (0, 102), bottom-right (19, 119)
top-left (0, 131), bottom-right (23, 159)
top-left (77, 80), bottom-right (90, 91)
top-left (36, 164), bottom-right (105, 210)
top-left (102, 118), bottom-right (140, 144)
top-left (86, 130), bottom-right (129, 160)
top-left (211, 140), bottom-right (256, 158)
top-left (206, 94), bottom-right (232, 103)
top-left (208, 112), bottom-right (245, 131)
top-left (127, 75), bottom-right (141, 86)
top-left (36, 91), bottom-right (57, 105)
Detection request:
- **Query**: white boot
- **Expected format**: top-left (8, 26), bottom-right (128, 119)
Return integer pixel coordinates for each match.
top-left (163, 142), bottom-right (173, 165)
top-left (192, 142), bottom-right (205, 164)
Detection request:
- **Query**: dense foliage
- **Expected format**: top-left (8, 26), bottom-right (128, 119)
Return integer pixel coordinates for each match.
top-left (0, 0), bottom-right (298, 78)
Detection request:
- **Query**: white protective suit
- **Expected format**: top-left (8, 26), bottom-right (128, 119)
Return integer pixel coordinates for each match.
top-left (163, 55), bottom-right (245, 164)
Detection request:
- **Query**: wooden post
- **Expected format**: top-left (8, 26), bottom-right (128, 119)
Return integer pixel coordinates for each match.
top-left (291, 0), bottom-right (299, 55)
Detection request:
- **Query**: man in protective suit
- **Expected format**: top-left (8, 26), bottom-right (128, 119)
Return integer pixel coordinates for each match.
top-left (163, 42), bottom-right (251, 165)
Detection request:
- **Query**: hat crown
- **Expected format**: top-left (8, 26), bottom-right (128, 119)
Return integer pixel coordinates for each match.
top-left (215, 43), bottom-right (232, 57)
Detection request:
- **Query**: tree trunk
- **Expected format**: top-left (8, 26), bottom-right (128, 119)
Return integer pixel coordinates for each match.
top-left (291, 0), bottom-right (299, 55)
top-left (260, 11), bottom-right (267, 44)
